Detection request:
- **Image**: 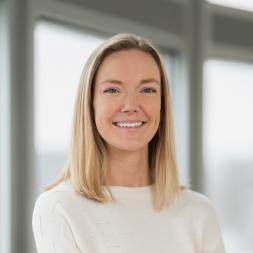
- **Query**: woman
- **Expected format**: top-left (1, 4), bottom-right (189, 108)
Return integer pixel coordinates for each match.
top-left (32, 33), bottom-right (226, 252)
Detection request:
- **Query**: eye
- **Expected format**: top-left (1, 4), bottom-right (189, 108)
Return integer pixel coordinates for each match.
top-left (103, 88), bottom-right (120, 94)
top-left (142, 88), bottom-right (157, 93)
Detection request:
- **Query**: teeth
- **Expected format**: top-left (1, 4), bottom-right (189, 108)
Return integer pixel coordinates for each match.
top-left (115, 122), bottom-right (144, 128)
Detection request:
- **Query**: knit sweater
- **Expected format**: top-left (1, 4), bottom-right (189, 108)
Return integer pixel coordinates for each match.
top-left (32, 180), bottom-right (226, 253)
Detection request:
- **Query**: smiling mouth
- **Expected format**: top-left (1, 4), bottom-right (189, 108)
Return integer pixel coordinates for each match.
top-left (112, 122), bottom-right (147, 128)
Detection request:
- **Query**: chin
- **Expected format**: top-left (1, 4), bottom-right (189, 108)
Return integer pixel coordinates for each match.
top-left (108, 142), bottom-right (148, 152)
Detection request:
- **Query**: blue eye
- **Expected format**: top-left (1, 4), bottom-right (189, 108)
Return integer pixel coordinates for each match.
top-left (104, 88), bottom-right (120, 93)
top-left (142, 88), bottom-right (157, 93)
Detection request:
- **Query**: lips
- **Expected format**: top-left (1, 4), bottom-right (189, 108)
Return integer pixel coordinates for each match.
top-left (112, 120), bottom-right (147, 123)
top-left (112, 121), bottom-right (147, 128)
top-left (112, 120), bottom-right (147, 125)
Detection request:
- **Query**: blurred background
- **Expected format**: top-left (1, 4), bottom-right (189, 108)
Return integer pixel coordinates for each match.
top-left (0, 0), bottom-right (253, 252)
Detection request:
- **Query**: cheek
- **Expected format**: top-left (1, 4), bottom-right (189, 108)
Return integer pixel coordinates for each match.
top-left (94, 98), bottom-right (116, 125)
top-left (147, 98), bottom-right (161, 122)
top-left (153, 107), bottom-right (161, 127)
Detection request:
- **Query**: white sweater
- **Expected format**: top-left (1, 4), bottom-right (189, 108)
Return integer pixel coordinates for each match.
top-left (32, 180), bottom-right (226, 253)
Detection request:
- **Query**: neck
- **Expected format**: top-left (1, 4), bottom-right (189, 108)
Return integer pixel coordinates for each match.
top-left (105, 145), bottom-right (151, 187)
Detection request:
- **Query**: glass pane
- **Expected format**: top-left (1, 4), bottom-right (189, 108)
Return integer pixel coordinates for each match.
top-left (162, 53), bottom-right (190, 187)
top-left (34, 21), bottom-right (105, 194)
top-left (0, 5), bottom-right (11, 252)
top-left (207, 0), bottom-right (253, 12)
top-left (203, 59), bottom-right (253, 253)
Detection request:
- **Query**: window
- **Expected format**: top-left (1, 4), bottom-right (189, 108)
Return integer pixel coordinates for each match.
top-left (34, 21), bottom-right (105, 194)
top-left (0, 3), bottom-right (11, 252)
top-left (203, 59), bottom-right (253, 252)
top-left (162, 52), bottom-right (190, 187)
top-left (207, 0), bottom-right (253, 12)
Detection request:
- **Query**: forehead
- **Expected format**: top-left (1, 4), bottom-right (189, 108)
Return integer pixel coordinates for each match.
top-left (95, 49), bottom-right (161, 81)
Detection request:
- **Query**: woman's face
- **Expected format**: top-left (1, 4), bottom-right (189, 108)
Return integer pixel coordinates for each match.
top-left (93, 49), bottom-right (161, 152)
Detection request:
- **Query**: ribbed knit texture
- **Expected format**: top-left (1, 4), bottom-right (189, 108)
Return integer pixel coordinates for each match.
top-left (32, 180), bottom-right (226, 253)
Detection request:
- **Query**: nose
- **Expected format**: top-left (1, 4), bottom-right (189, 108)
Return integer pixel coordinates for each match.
top-left (120, 93), bottom-right (139, 113)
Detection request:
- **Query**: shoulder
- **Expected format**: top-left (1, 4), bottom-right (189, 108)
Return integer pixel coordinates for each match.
top-left (33, 180), bottom-right (79, 217)
top-left (174, 188), bottom-right (218, 219)
top-left (32, 181), bottom-right (83, 252)
top-left (179, 188), bottom-right (212, 206)
top-left (173, 189), bottom-right (225, 251)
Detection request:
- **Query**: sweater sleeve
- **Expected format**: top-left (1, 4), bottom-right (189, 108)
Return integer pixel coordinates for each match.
top-left (201, 202), bottom-right (226, 253)
top-left (32, 193), bottom-right (81, 253)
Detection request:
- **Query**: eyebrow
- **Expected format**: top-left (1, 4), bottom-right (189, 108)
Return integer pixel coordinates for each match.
top-left (100, 78), bottom-right (160, 85)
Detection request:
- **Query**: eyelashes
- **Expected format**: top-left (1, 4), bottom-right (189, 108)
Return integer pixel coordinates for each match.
top-left (103, 88), bottom-right (157, 94)
top-left (103, 88), bottom-right (120, 94)
top-left (142, 88), bottom-right (157, 93)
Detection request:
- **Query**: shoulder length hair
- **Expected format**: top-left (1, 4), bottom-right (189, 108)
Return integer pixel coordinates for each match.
top-left (44, 33), bottom-right (183, 211)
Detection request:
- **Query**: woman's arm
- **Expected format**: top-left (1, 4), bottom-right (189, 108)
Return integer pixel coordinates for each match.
top-left (32, 194), bottom-right (81, 253)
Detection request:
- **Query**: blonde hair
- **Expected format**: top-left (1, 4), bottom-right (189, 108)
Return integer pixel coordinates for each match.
top-left (44, 33), bottom-right (183, 211)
